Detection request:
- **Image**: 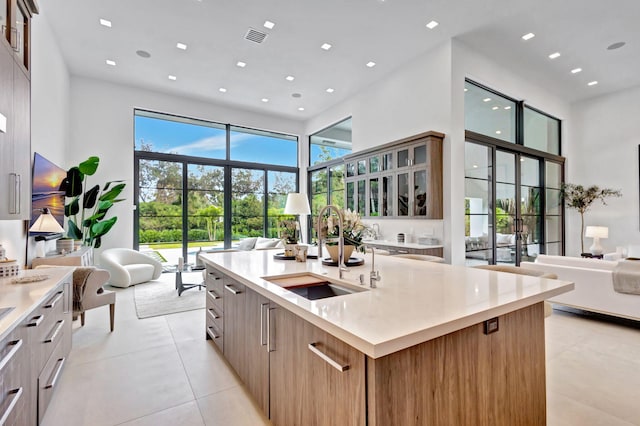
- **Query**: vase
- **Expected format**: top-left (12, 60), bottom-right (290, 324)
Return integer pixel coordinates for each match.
top-left (325, 244), bottom-right (354, 263)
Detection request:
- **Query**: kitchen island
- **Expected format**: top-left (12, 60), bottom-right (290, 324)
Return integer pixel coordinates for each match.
top-left (200, 250), bottom-right (573, 425)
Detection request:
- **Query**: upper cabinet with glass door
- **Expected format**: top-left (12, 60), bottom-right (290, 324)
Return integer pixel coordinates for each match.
top-left (344, 131), bottom-right (443, 219)
top-left (1, 0), bottom-right (37, 72)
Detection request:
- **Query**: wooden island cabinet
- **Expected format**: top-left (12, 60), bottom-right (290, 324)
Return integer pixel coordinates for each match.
top-left (201, 251), bottom-right (570, 426)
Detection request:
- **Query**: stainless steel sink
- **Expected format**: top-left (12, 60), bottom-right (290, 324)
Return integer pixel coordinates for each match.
top-left (265, 274), bottom-right (367, 300)
top-left (0, 307), bottom-right (15, 321)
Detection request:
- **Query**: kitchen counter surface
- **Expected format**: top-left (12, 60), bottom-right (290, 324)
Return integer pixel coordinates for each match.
top-left (362, 239), bottom-right (443, 249)
top-left (0, 267), bottom-right (73, 340)
top-left (200, 250), bottom-right (573, 358)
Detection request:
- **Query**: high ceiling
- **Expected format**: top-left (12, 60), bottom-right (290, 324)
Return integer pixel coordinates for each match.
top-left (41, 0), bottom-right (639, 121)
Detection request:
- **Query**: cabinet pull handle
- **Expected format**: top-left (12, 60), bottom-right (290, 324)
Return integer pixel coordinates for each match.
top-left (207, 308), bottom-right (219, 320)
top-left (398, 250), bottom-right (409, 254)
top-left (0, 339), bottom-right (22, 372)
top-left (267, 307), bottom-right (275, 352)
top-left (45, 357), bottom-right (66, 389)
top-left (260, 303), bottom-right (269, 347)
top-left (207, 272), bottom-right (221, 280)
top-left (10, 28), bottom-right (18, 51)
top-left (206, 326), bottom-right (220, 340)
top-left (9, 173), bottom-right (20, 214)
top-left (27, 314), bottom-right (44, 327)
top-left (224, 284), bottom-right (242, 295)
top-left (0, 387), bottom-right (23, 425)
top-left (45, 291), bottom-right (64, 309)
top-left (308, 342), bottom-right (349, 372)
top-left (207, 289), bottom-right (220, 300)
top-left (45, 320), bottom-right (64, 343)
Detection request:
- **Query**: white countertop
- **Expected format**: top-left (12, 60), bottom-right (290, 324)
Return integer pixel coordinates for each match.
top-left (362, 239), bottom-right (443, 249)
top-left (200, 251), bottom-right (574, 358)
top-left (0, 268), bottom-right (73, 341)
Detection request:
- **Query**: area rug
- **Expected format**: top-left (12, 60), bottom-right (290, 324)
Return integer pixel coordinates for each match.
top-left (134, 271), bottom-right (205, 319)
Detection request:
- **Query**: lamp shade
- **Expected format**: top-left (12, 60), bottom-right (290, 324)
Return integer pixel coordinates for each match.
top-left (585, 226), bottom-right (608, 239)
top-left (284, 193), bottom-right (311, 215)
top-left (29, 208), bottom-right (65, 234)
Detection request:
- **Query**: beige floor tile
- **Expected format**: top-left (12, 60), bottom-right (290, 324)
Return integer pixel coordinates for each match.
top-left (166, 308), bottom-right (207, 343)
top-left (547, 343), bottom-right (640, 424)
top-left (176, 338), bottom-right (242, 398)
top-left (41, 344), bottom-right (195, 426)
top-left (197, 387), bottom-right (271, 426)
top-left (547, 391), bottom-right (635, 426)
top-left (118, 401), bottom-right (205, 426)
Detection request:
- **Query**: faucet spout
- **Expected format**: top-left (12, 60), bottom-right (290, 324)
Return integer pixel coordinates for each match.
top-left (317, 205), bottom-right (348, 278)
top-left (369, 246), bottom-right (381, 288)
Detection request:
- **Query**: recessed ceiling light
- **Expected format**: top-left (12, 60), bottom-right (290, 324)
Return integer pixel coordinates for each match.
top-left (571, 68), bottom-right (582, 74)
top-left (483, 97), bottom-right (491, 102)
top-left (285, 75), bottom-right (295, 81)
top-left (264, 20), bottom-right (275, 29)
top-left (219, 87), bottom-right (227, 93)
top-left (99, 18), bottom-right (112, 28)
top-left (326, 88), bottom-right (334, 93)
top-left (607, 41), bottom-right (626, 50)
top-left (464, 88), bottom-right (468, 92)
top-left (298, 107), bottom-right (305, 111)
top-left (236, 61), bottom-right (246, 68)
top-left (548, 52), bottom-right (561, 59)
top-left (492, 106), bottom-right (499, 110)
top-left (136, 50), bottom-right (151, 58)
top-left (106, 59), bottom-right (116, 66)
top-left (291, 93), bottom-right (302, 98)
top-left (168, 75), bottom-right (177, 81)
top-left (261, 98), bottom-right (269, 103)
top-left (495, 130), bottom-right (502, 135)
top-left (321, 43), bottom-right (332, 50)
top-left (425, 20), bottom-right (439, 30)
top-left (504, 106), bottom-right (511, 110)
top-left (521, 33), bottom-right (535, 41)
top-left (472, 164), bottom-right (478, 168)
top-left (588, 81), bottom-right (598, 86)
top-left (366, 61), bottom-right (376, 68)
top-left (176, 42), bottom-right (187, 50)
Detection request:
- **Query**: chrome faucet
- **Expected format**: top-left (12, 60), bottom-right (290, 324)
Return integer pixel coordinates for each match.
top-left (369, 246), bottom-right (381, 288)
top-left (317, 205), bottom-right (348, 279)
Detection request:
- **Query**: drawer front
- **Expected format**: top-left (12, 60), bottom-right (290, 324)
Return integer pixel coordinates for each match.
top-left (206, 304), bottom-right (224, 331)
top-left (38, 338), bottom-right (65, 424)
top-left (206, 314), bottom-right (223, 352)
top-left (206, 284), bottom-right (224, 313)
top-left (0, 329), bottom-right (28, 426)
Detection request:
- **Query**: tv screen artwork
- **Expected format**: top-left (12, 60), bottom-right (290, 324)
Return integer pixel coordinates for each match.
top-left (30, 152), bottom-right (66, 232)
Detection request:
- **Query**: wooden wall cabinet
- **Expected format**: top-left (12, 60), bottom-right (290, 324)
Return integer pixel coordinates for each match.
top-left (345, 131), bottom-right (443, 219)
top-left (0, 0), bottom-right (36, 220)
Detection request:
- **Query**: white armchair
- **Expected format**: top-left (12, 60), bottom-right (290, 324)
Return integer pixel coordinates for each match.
top-left (100, 248), bottom-right (162, 288)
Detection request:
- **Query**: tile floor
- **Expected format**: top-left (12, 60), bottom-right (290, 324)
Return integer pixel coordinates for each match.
top-left (41, 284), bottom-right (640, 426)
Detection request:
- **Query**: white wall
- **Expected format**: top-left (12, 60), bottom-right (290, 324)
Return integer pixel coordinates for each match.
top-left (0, 10), bottom-right (70, 266)
top-left (68, 76), bottom-right (306, 257)
top-left (566, 86), bottom-right (640, 255)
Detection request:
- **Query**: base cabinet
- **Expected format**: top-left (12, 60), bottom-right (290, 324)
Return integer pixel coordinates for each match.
top-left (269, 305), bottom-right (366, 426)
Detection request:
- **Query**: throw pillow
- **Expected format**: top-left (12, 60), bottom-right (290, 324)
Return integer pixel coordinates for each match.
top-left (237, 237), bottom-right (258, 251)
top-left (255, 237), bottom-right (281, 249)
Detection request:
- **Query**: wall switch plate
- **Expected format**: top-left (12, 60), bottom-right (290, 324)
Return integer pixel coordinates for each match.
top-left (0, 113), bottom-right (6, 133)
top-left (483, 317), bottom-right (499, 334)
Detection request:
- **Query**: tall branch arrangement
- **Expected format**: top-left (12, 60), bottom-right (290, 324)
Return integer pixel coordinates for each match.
top-left (561, 183), bottom-right (621, 253)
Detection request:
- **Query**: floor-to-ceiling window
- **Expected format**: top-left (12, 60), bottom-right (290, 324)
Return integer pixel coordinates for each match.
top-left (134, 110), bottom-right (298, 266)
top-left (464, 80), bottom-right (564, 266)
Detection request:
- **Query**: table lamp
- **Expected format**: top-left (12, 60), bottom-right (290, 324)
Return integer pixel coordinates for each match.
top-left (585, 226), bottom-right (608, 255)
top-left (284, 193), bottom-right (311, 243)
top-left (30, 208), bottom-right (65, 257)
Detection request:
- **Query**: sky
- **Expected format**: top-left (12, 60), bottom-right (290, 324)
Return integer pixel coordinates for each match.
top-left (134, 115), bottom-right (297, 167)
top-left (32, 152), bottom-right (66, 193)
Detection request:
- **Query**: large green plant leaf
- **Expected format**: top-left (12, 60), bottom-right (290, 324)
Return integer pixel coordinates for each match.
top-left (65, 197), bottom-right (80, 216)
top-left (98, 183), bottom-right (126, 202)
top-left (102, 180), bottom-right (125, 192)
top-left (67, 220), bottom-right (82, 240)
top-left (91, 216), bottom-right (117, 239)
top-left (83, 184), bottom-right (100, 209)
top-left (78, 156), bottom-right (100, 176)
top-left (59, 167), bottom-right (83, 198)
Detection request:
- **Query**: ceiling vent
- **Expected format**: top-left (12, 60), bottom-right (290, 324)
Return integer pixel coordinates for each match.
top-left (245, 28), bottom-right (267, 44)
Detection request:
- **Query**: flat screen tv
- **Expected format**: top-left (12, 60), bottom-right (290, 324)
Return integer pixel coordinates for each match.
top-left (30, 152), bottom-right (66, 234)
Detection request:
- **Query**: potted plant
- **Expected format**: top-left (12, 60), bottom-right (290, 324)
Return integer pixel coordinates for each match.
top-left (561, 183), bottom-right (621, 253)
top-left (317, 208), bottom-right (368, 262)
top-left (59, 156), bottom-right (126, 248)
top-left (279, 219), bottom-right (299, 256)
